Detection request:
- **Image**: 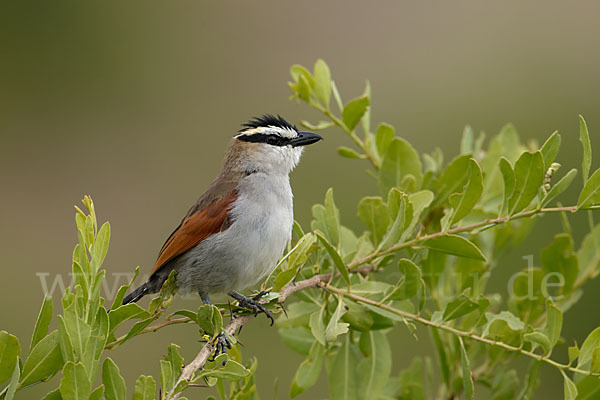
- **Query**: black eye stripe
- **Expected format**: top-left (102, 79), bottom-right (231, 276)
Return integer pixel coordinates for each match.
top-left (237, 133), bottom-right (290, 146)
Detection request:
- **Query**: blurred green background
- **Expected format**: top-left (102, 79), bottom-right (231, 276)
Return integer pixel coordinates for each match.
top-left (2, 1), bottom-right (600, 398)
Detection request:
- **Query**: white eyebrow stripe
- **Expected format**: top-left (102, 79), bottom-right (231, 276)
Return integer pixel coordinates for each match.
top-left (235, 126), bottom-right (297, 139)
top-left (267, 126), bottom-right (297, 138)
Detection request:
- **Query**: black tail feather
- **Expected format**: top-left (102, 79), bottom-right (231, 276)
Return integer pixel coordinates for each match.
top-left (122, 283), bottom-right (149, 305)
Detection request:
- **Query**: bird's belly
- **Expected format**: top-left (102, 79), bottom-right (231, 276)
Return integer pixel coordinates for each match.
top-left (229, 205), bottom-right (292, 289)
top-left (175, 199), bottom-right (293, 296)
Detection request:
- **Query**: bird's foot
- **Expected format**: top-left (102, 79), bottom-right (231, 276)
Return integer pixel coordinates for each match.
top-left (209, 330), bottom-right (232, 363)
top-left (229, 291), bottom-right (274, 325)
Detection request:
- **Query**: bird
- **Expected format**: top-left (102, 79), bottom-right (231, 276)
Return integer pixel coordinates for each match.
top-left (122, 115), bottom-right (322, 348)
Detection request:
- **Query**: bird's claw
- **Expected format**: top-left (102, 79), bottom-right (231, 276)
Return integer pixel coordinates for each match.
top-left (209, 330), bottom-right (232, 363)
top-left (230, 291), bottom-right (274, 325)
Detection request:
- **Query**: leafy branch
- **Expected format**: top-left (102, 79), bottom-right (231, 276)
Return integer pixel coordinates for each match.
top-left (320, 282), bottom-right (599, 378)
top-left (348, 204), bottom-right (600, 270)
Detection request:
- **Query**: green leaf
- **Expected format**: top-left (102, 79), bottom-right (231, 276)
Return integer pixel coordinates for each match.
top-left (57, 316), bottom-right (75, 363)
top-left (508, 151), bottom-right (545, 214)
top-left (516, 361), bottom-right (541, 400)
top-left (490, 370), bottom-right (519, 400)
top-left (309, 305), bottom-right (326, 346)
top-left (375, 123), bottom-right (395, 157)
top-left (3, 358), bottom-right (20, 400)
top-left (378, 190), bottom-right (410, 250)
top-left (361, 81), bottom-right (371, 134)
top-left (379, 138), bottom-right (423, 194)
top-left (313, 59), bottom-right (331, 108)
top-left (578, 224), bottom-right (600, 284)
top-left (272, 268), bottom-right (298, 293)
top-left (331, 80), bottom-right (344, 112)
top-left (82, 335), bottom-right (104, 383)
top-left (351, 281), bottom-right (394, 297)
top-left (0, 332), bottom-right (20, 384)
top-left (543, 300), bottom-right (562, 350)
top-left (591, 347), bottom-right (600, 373)
top-left (578, 327), bottom-right (600, 369)
top-left (108, 303), bottom-right (150, 336)
top-left (443, 294), bottom-right (478, 321)
top-left (30, 297), bottom-right (53, 352)
top-left (324, 188), bottom-right (341, 246)
top-left (460, 125), bottom-right (474, 155)
top-left (577, 168), bottom-right (600, 209)
top-left (296, 75), bottom-right (311, 102)
top-left (342, 96), bottom-right (370, 131)
top-left (405, 190), bottom-right (434, 236)
top-left (312, 197), bottom-right (341, 246)
top-left (165, 344), bottom-right (184, 376)
top-left (316, 233), bottom-right (350, 285)
top-left (337, 146), bottom-right (364, 159)
top-left (389, 259), bottom-right (422, 300)
top-left (329, 335), bottom-right (359, 400)
top-left (568, 345), bottom-right (579, 365)
top-left (159, 360), bottom-right (172, 395)
top-left (290, 64), bottom-right (314, 86)
top-left (561, 370), bottom-right (578, 400)
top-left (482, 311), bottom-right (525, 338)
top-left (280, 231), bottom-right (315, 275)
top-left (523, 332), bottom-right (551, 355)
top-left (540, 131), bottom-right (561, 170)
top-left (279, 327), bottom-right (314, 355)
top-left (498, 157), bottom-right (515, 216)
top-left (434, 155), bottom-right (472, 206)
top-left (325, 296), bottom-right (349, 342)
top-left (20, 330), bottom-right (63, 387)
top-left (133, 375), bottom-right (156, 400)
top-left (459, 338), bottom-right (474, 400)
top-left (289, 341), bottom-right (324, 398)
top-left (62, 303), bottom-right (91, 359)
top-left (430, 328), bottom-right (450, 387)
top-left (576, 376), bottom-right (600, 399)
top-left (541, 234), bottom-right (578, 295)
top-left (396, 357), bottom-right (426, 400)
top-left (422, 234), bottom-right (486, 261)
top-left (195, 305), bottom-right (223, 337)
top-left (90, 386), bottom-right (104, 400)
top-left (102, 358), bottom-right (126, 400)
top-left (301, 120), bottom-right (335, 130)
top-left (450, 159), bottom-right (483, 224)
top-left (271, 232), bottom-right (315, 290)
top-left (199, 356), bottom-right (250, 381)
top-left (580, 115), bottom-right (592, 184)
top-left (111, 267), bottom-right (139, 311)
top-left (91, 222), bottom-right (110, 272)
top-left (358, 197), bottom-right (390, 245)
top-left (541, 168), bottom-right (577, 207)
top-left (60, 362), bottom-right (91, 400)
top-left (357, 331), bottom-right (392, 400)
top-left (340, 226), bottom-right (359, 261)
top-left (341, 302), bottom-right (374, 332)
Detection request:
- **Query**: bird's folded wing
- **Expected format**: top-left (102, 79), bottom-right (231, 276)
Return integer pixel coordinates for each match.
top-left (151, 190), bottom-right (237, 274)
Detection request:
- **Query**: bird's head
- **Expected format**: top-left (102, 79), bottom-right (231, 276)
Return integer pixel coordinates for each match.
top-left (232, 115), bottom-right (322, 174)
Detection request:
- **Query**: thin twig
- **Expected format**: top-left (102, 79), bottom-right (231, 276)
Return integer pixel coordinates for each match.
top-left (348, 205), bottom-right (600, 269)
top-left (321, 282), bottom-right (600, 378)
top-left (105, 317), bottom-right (193, 350)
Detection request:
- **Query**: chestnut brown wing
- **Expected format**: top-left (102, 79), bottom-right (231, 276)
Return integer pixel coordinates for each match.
top-left (151, 191), bottom-right (237, 275)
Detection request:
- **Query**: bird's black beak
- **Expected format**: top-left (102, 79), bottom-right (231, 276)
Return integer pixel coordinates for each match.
top-left (290, 131), bottom-right (323, 147)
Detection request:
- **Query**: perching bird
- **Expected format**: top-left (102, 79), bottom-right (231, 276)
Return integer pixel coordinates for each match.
top-left (122, 115), bottom-right (322, 328)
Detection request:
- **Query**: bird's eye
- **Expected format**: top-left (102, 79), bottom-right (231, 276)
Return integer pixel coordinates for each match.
top-left (266, 136), bottom-right (279, 145)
